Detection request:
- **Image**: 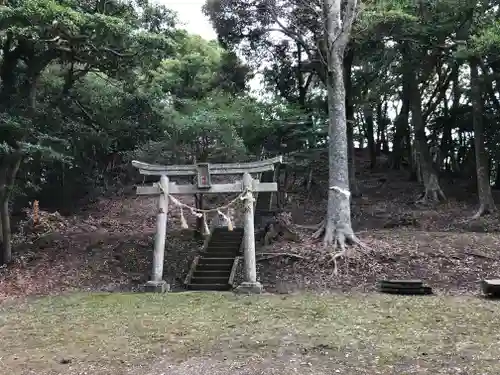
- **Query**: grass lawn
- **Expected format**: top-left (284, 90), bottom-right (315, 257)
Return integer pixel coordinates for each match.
top-left (1, 292), bottom-right (500, 374)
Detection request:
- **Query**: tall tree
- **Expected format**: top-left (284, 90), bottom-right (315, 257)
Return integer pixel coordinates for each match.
top-left (0, 0), bottom-right (176, 264)
top-left (462, 2), bottom-right (498, 218)
top-left (311, 0), bottom-right (366, 263)
top-left (470, 57), bottom-right (496, 218)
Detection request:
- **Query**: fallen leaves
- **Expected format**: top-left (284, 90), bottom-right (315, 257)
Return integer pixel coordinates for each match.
top-left (257, 169), bottom-right (500, 296)
top-left (0, 195), bottom-right (201, 303)
top-left (2, 166), bottom-right (500, 302)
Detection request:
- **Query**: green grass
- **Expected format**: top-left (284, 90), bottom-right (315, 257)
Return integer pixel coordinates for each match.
top-left (1, 292), bottom-right (500, 374)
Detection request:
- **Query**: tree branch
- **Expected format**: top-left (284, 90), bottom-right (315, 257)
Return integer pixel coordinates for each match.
top-left (422, 65), bottom-right (455, 122)
top-left (338, 0), bottom-right (359, 47)
top-left (71, 98), bottom-right (102, 133)
top-left (479, 60), bottom-right (500, 112)
top-left (266, 4), bottom-right (314, 59)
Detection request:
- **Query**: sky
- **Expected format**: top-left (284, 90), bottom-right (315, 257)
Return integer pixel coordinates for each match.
top-left (156, 0), bottom-right (268, 96)
top-left (156, 0), bottom-right (217, 40)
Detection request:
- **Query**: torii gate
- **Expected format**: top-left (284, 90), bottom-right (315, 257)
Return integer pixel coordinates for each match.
top-left (132, 156), bottom-right (282, 294)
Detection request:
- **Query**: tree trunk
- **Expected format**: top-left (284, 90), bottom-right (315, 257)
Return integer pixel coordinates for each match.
top-left (363, 104), bottom-right (376, 169)
top-left (405, 50), bottom-right (445, 202)
top-left (470, 58), bottom-right (495, 218)
top-left (347, 118), bottom-right (359, 197)
top-left (322, 49), bottom-right (356, 247)
top-left (495, 161), bottom-right (500, 189)
top-left (344, 47), bottom-right (360, 197)
top-left (381, 101), bottom-right (389, 154)
top-left (313, 0), bottom-right (362, 254)
top-left (375, 101), bottom-right (383, 155)
top-left (444, 63), bottom-right (461, 172)
top-left (0, 199), bottom-right (11, 265)
top-left (392, 80), bottom-right (410, 169)
top-left (0, 152), bottom-right (22, 265)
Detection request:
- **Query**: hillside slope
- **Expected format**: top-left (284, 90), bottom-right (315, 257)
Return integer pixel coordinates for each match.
top-left (1, 161), bottom-right (500, 301)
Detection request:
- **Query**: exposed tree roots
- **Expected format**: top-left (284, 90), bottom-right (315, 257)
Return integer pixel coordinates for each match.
top-left (471, 203), bottom-right (496, 220)
top-left (416, 185), bottom-right (446, 204)
top-left (295, 220), bottom-right (325, 230)
top-left (256, 252), bottom-right (305, 262)
top-left (311, 220), bottom-right (371, 275)
top-left (416, 174), bottom-right (446, 204)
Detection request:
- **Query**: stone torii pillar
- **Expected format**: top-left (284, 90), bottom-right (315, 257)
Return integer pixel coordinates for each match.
top-left (234, 172), bottom-right (261, 294)
top-left (147, 175), bottom-right (170, 293)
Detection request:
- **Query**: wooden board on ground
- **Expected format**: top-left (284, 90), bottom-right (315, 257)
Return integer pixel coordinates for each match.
top-left (379, 286), bottom-right (433, 295)
top-left (482, 279), bottom-right (500, 297)
top-left (378, 279), bottom-right (432, 296)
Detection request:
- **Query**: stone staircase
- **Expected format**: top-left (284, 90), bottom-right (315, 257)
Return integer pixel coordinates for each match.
top-left (185, 227), bottom-right (244, 291)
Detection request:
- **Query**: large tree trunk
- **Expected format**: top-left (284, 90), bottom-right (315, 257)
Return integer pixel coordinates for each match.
top-left (323, 50), bottom-right (355, 246)
top-left (405, 48), bottom-right (445, 203)
top-left (470, 58), bottom-right (495, 218)
top-left (311, 0), bottom-right (364, 274)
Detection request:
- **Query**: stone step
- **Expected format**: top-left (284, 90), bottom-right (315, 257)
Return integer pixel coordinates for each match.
top-left (187, 283), bottom-right (231, 291)
top-left (211, 234), bottom-right (243, 239)
top-left (202, 252), bottom-right (239, 259)
top-left (196, 263), bottom-right (233, 271)
top-left (191, 276), bottom-right (230, 284)
top-left (207, 242), bottom-right (242, 247)
top-left (212, 230), bottom-right (243, 235)
top-left (185, 227), bottom-right (243, 292)
top-left (213, 228), bottom-right (244, 233)
top-left (204, 252), bottom-right (240, 258)
top-left (207, 242), bottom-right (240, 247)
top-left (204, 247), bottom-right (240, 253)
top-left (210, 234), bottom-right (243, 239)
top-left (197, 257), bottom-right (235, 265)
top-left (202, 246), bottom-right (240, 255)
top-left (193, 270), bottom-right (231, 279)
top-left (210, 237), bottom-right (243, 243)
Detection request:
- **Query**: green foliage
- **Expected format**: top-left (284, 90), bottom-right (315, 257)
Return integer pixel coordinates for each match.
top-left (471, 20), bottom-right (500, 56)
top-left (0, 1), bottom-right (167, 211)
top-left (0, 0), bottom-right (284, 222)
top-left (202, 0), bottom-right (500, 178)
top-left (142, 33), bottom-right (249, 101)
top-left (134, 95), bottom-right (252, 164)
